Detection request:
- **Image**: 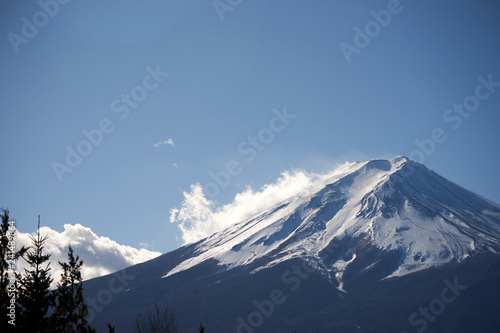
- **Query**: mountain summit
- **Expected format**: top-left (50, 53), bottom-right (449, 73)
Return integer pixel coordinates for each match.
top-left (165, 157), bottom-right (500, 284)
top-left (83, 157), bottom-right (500, 332)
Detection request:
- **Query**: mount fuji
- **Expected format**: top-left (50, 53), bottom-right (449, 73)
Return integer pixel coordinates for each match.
top-left (83, 157), bottom-right (500, 332)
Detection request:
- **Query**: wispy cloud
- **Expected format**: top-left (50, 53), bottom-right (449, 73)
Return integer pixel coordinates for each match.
top-left (153, 138), bottom-right (175, 147)
top-left (170, 170), bottom-right (319, 244)
top-left (16, 224), bottom-right (161, 286)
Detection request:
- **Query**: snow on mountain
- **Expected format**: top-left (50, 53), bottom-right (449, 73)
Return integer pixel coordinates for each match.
top-left (83, 157), bottom-right (500, 332)
top-left (164, 157), bottom-right (500, 287)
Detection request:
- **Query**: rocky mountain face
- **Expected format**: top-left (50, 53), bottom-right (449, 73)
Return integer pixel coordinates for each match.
top-left (83, 157), bottom-right (500, 332)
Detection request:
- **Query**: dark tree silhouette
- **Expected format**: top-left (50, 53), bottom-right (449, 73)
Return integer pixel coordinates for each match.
top-left (198, 321), bottom-right (205, 333)
top-left (107, 322), bottom-right (116, 333)
top-left (16, 216), bottom-right (53, 333)
top-left (135, 301), bottom-right (180, 333)
top-left (51, 245), bottom-right (95, 332)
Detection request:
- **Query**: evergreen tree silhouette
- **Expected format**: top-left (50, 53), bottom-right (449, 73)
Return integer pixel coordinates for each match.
top-left (17, 216), bottom-right (53, 333)
top-left (51, 245), bottom-right (95, 332)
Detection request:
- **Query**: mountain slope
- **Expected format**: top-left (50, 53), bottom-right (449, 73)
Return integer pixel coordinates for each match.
top-left (82, 157), bottom-right (500, 332)
top-left (165, 157), bottom-right (500, 282)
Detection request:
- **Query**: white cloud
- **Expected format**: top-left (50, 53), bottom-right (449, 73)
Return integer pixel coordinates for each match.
top-left (15, 224), bottom-right (161, 287)
top-left (154, 138), bottom-right (175, 147)
top-left (170, 170), bottom-right (319, 244)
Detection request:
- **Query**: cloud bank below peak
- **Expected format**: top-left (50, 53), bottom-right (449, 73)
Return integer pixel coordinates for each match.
top-left (16, 224), bottom-right (161, 286)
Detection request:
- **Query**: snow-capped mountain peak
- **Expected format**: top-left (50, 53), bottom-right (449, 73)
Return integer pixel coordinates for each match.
top-left (164, 157), bottom-right (500, 288)
top-left (83, 157), bottom-right (500, 332)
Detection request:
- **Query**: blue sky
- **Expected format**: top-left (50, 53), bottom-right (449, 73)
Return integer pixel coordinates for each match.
top-left (1, 0), bottom-right (499, 258)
